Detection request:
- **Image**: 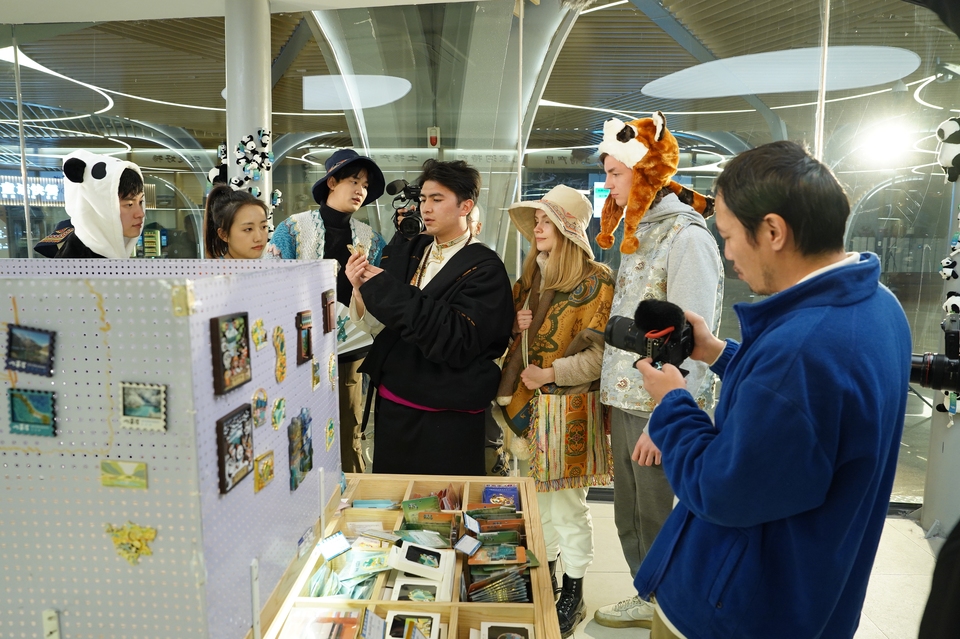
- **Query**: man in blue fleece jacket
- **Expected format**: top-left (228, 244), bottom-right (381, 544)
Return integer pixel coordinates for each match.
top-left (633, 140), bottom-right (912, 639)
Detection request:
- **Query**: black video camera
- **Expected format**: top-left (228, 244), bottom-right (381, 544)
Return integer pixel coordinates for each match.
top-left (604, 299), bottom-right (694, 375)
top-left (386, 178), bottom-right (425, 239)
top-left (910, 314), bottom-right (960, 393)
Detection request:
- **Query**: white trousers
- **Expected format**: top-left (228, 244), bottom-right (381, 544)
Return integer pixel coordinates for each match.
top-left (537, 486), bottom-right (594, 578)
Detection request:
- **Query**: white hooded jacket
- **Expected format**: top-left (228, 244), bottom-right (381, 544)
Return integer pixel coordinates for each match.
top-left (62, 150), bottom-right (143, 258)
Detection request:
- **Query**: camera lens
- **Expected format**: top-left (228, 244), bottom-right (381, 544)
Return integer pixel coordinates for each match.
top-left (604, 316), bottom-right (640, 353)
top-left (910, 352), bottom-right (960, 393)
top-left (399, 214), bottom-right (425, 238)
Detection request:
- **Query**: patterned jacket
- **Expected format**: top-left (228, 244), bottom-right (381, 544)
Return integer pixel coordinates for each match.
top-left (265, 210), bottom-right (385, 355)
top-left (600, 193), bottom-right (723, 413)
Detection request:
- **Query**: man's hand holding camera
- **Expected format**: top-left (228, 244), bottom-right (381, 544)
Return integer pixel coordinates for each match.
top-left (634, 310), bottom-right (726, 404)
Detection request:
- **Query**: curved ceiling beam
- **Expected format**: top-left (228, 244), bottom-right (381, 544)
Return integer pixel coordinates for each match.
top-left (520, 7), bottom-right (578, 151)
top-left (628, 0), bottom-right (787, 141)
top-left (305, 10), bottom-right (370, 154)
top-left (272, 132), bottom-right (332, 164)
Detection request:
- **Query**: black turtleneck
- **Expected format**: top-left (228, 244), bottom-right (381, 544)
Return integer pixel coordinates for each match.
top-left (320, 203), bottom-right (354, 307)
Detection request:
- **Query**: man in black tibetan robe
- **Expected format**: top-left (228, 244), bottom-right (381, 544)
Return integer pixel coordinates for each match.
top-left (346, 159), bottom-right (514, 475)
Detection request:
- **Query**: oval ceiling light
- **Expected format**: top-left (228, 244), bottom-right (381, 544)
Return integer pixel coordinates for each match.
top-left (642, 46), bottom-right (920, 99)
top-left (303, 75), bottom-right (411, 110)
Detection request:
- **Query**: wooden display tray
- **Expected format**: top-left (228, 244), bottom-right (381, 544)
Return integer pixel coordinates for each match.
top-left (258, 474), bottom-right (560, 639)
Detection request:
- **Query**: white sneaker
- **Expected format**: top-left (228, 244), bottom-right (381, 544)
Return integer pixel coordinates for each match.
top-left (593, 595), bottom-right (654, 628)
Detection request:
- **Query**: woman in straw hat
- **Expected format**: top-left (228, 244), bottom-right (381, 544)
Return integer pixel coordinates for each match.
top-left (497, 184), bottom-right (614, 637)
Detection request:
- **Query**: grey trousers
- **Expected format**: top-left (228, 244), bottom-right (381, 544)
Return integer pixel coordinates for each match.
top-left (610, 407), bottom-right (675, 575)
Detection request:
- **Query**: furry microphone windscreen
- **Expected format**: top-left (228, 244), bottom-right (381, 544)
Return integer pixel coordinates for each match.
top-left (634, 299), bottom-right (686, 335)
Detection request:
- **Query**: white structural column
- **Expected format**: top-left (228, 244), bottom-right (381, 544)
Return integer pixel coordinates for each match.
top-left (225, 0), bottom-right (272, 205)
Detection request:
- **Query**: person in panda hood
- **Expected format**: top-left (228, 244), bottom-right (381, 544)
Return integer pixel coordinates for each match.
top-left (54, 150), bottom-right (145, 259)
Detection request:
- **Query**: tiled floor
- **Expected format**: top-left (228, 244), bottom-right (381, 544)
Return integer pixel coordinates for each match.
top-left (570, 502), bottom-right (943, 639)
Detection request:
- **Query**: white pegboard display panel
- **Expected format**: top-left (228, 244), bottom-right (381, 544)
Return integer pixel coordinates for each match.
top-left (0, 259), bottom-right (342, 639)
top-left (0, 258), bottom-right (284, 279)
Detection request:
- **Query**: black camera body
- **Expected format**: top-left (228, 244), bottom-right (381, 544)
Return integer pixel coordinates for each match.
top-left (604, 299), bottom-right (694, 373)
top-left (910, 314), bottom-right (960, 393)
top-left (386, 178), bottom-right (425, 239)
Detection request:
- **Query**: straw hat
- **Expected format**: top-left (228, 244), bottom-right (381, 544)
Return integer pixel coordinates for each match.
top-left (509, 185), bottom-right (594, 259)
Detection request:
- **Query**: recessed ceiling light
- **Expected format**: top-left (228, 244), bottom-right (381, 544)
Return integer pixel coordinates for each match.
top-left (642, 46), bottom-right (920, 99)
top-left (303, 75), bottom-right (411, 110)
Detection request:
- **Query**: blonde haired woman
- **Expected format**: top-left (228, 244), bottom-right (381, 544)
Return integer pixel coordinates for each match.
top-left (497, 185), bottom-right (614, 637)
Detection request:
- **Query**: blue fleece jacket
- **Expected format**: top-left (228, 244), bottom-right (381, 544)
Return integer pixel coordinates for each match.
top-left (634, 253), bottom-right (911, 639)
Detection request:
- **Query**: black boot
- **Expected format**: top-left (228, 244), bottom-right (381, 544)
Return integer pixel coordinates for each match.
top-left (556, 574), bottom-right (586, 638)
top-left (547, 560), bottom-right (560, 601)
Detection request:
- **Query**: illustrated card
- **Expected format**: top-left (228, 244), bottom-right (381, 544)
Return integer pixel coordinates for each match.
top-left (479, 622), bottom-right (534, 639)
top-left (467, 545), bottom-right (526, 566)
top-left (402, 496), bottom-right (441, 525)
top-left (385, 612), bottom-right (440, 639)
top-left (7, 388), bottom-right (56, 437)
top-left (481, 484), bottom-right (520, 509)
top-left (391, 577), bottom-right (441, 602)
top-left (210, 312), bottom-right (252, 395)
top-left (119, 382), bottom-right (167, 431)
top-left (100, 460), bottom-right (148, 489)
top-left (216, 404), bottom-right (254, 494)
top-left (6, 324), bottom-right (55, 377)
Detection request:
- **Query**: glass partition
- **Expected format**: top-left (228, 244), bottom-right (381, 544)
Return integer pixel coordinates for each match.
top-left (2, 0), bottom-right (957, 500)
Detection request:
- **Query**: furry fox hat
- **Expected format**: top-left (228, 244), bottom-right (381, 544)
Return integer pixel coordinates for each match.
top-left (596, 112), bottom-right (713, 254)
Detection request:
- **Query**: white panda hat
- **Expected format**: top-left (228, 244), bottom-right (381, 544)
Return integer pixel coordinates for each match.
top-left (62, 150), bottom-right (143, 258)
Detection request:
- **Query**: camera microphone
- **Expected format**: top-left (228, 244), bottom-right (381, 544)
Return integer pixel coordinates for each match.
top-left (385, 179), bottom-right (408, 197)
top-left (635, 299), bottom-right (685, 338)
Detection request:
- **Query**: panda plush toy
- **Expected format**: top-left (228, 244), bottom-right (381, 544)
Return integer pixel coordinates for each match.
top-left (944, 291), bottom-right (960, 314)
top-left (941, 256), bottom-right (959, 280)
top-left (935, 390), bottom-right (955, 414)
top-left (937, 117), bottom-right (960, 182)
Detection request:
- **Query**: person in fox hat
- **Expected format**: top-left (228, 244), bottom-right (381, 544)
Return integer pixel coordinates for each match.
top-left (593, 113), bottom-right (725, 629)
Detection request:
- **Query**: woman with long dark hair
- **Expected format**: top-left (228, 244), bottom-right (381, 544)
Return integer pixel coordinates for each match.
top-left (204, 186), bottom-right (269, 259)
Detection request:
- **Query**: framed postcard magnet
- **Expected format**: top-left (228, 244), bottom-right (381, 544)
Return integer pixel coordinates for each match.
top-left (311, 357), bottom-right (321, 391)
top-left (216, 404), bottom-right (254, 494)
top-left (322, 289), bottom-right (336, 334)
top-left (251, 388), bottom-right (268, 428)
top-left (295, 310), bottom-right (313, 365)
top-left (6, 324), bottom-right (56, 377)
top-left (251, 318), bottom-right (268, 351)
top-left (8, 388), bottom-right (56, 437)
top-left (288, 408), bottom-right (314, 491)
top-left (272, 397), bottom-right (286, 430)
top-left (326, 417), bottom-right (335, 451)
top-left (210, 312), bottom-right (252, 395)
top-left (273, 326), bottom-right (287, 383)
top-left (253, 450), bottom-right (275, 493)
top-left (119, 382), bottom-right (167, 431)
top-left (328, 353), bottom-right (338, 391)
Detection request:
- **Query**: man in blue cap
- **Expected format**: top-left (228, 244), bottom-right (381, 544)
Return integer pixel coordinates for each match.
top-left (265, 148), bottom-right (386, 473)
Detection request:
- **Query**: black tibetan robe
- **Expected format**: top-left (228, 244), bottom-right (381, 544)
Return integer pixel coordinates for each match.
top-left (359, 234), bottom-right (514, 475)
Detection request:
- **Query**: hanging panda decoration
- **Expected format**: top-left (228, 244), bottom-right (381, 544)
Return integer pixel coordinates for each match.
top-left (936, 117), bottom-right (960, 183)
